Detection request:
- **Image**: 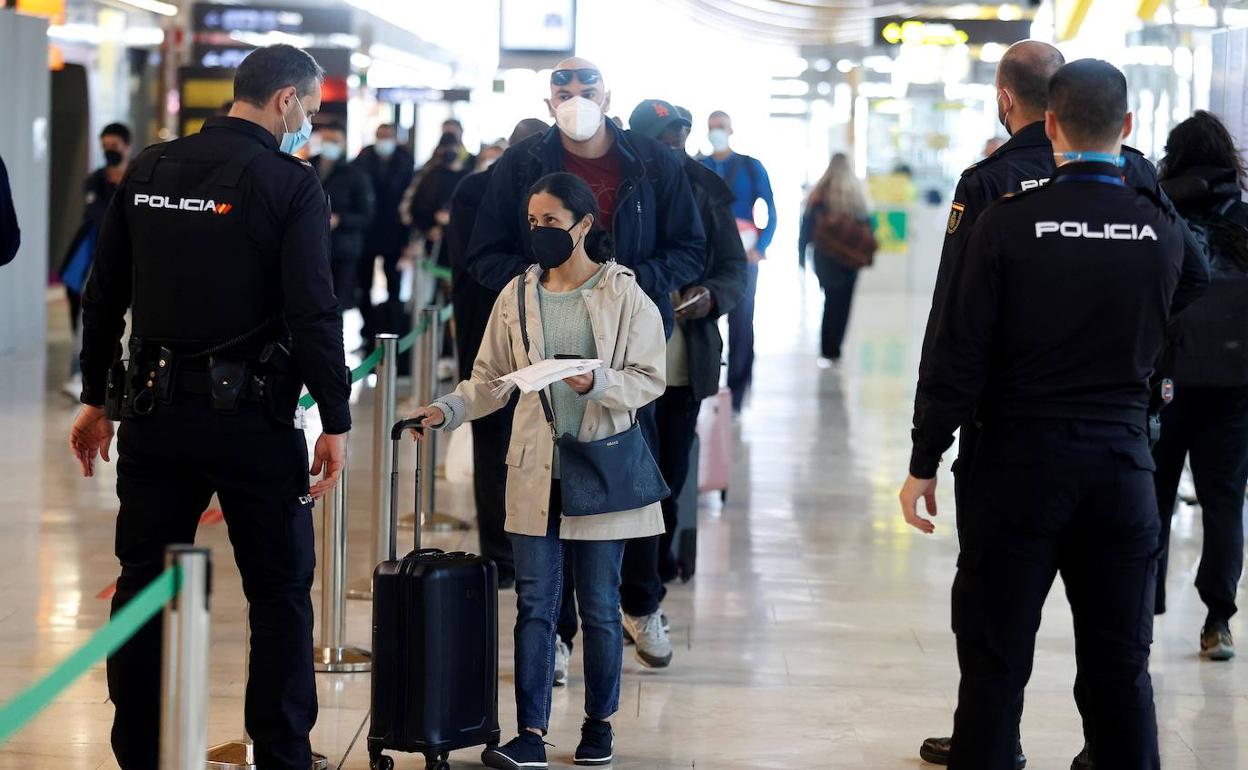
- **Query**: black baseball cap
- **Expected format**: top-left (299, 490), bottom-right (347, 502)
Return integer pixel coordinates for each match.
top-left (628, 99), bottom-right (692, 140)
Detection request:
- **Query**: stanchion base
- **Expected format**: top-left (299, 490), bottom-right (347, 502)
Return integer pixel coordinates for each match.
top-left (206, 740), bottom-right (328, 769)
top-left (396, 511), bottom-right (472, 532)
top-left (314, 645), bottom-right (372, 673)
top-left (347, 578), bottom-right (372, 601)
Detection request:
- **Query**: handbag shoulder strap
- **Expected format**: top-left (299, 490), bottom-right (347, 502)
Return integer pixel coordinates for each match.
top-left (516, 275), bottom-right (558, 434)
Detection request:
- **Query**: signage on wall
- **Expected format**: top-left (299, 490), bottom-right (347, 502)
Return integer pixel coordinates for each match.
top-left (499, 0), bottom-right (575, 69)
top-left (875, 17), bottom-right (1032, 47)
top-left (191, 2), bottom-right (351, 37)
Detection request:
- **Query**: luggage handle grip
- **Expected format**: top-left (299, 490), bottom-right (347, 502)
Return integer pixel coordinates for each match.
top-left (389, 419), bottom-right (427, 560)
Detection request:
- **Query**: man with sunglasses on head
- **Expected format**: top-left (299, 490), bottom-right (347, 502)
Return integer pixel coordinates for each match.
top-left (466, 58), bottom-right (706, 677)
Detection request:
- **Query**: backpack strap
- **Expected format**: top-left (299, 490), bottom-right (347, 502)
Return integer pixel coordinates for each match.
top-left (515, 276), bottom-right (558, 432)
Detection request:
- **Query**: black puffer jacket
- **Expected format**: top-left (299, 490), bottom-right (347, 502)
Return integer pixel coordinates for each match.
top-left (1159, 166), bottom-right (1248, 387)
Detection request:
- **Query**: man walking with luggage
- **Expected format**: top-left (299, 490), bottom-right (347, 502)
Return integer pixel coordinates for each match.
top-left (901, 59), bottom-right (1207, 769)
top-left (700, 111), bottom-right (776, 414)
top-left (68, 44), bottom-right (350, 770)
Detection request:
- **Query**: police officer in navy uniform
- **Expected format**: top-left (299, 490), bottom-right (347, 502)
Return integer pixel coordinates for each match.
top-left (915, 40), bottom-right (1206, 770)
top-left (68, 45), bottom-right (351, 770)
top-left (901, 59), bottom-right (1208, 770)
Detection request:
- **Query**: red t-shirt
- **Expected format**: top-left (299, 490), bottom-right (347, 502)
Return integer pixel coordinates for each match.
top-left (563, 145), bottom-right (624, 232)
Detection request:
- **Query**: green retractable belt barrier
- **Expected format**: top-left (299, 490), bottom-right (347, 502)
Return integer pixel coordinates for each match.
top-left (0, 567), bottom-right (180, 743)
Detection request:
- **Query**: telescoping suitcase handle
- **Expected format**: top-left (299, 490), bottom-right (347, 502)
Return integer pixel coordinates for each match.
top-left (390, 418), bottom-right (427, 560)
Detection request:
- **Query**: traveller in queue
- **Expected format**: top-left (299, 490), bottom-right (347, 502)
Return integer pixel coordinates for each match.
top-left (1152, 110), bottom-right (1248, 661)
top-left (627, 98), bottom-right (746, 584)
top-left (901, 59), bottom-right (1208, 770)
top-left (408, 172), bottom-right (666, 770)
top-left (445, 117), bottom-right (550, 592)
top-left (67, 44), bottom-right (351, 770)
top-left (466, 57), bottom-right (705, 672)
top-left (914, 38), bottom-right (1208, 770)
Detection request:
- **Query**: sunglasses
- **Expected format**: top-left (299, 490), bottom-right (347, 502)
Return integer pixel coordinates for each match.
top-left (551, 68), bottom-right (601, 87)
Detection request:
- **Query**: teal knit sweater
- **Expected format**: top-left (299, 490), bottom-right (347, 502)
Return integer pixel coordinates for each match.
top-left (537, 266), bottom-right (605, 478)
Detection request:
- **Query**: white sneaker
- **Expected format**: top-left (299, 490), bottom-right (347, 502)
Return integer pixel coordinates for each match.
top-left (61, 375), bottom-right (82, 402)
top-left (554, 638), bottom-right (570, 687)
top-left (622, 610), bottom-right (672, 668)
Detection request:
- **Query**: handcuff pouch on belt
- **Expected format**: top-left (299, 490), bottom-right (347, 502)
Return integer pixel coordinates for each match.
top-left (109, 317), bottom-right (286, 418)
top-left (106, 339), bottom-right (175, 420)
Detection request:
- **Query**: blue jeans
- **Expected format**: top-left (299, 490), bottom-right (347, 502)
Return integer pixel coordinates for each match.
top-left (727, 262), bottom-right (759, 412)
top-left (509, 486), bottom-right (626, 733)
top-left (812, 256), bottom-right (859, 360)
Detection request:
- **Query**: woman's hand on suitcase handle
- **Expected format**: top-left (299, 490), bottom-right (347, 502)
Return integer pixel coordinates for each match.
top-left (407, 406), bottom-right (444, 439)
top-left (899, 474), bottom-right (938, 534)
top-left (309, 432), bottom-right (349, 499)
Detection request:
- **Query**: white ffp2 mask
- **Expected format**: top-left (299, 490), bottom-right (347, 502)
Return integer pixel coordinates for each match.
top-left (554, 96), bottom-right (604, 143)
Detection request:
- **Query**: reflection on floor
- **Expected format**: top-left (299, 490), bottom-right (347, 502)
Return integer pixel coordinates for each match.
top-left (0, 257), bottom-right (1243, 770)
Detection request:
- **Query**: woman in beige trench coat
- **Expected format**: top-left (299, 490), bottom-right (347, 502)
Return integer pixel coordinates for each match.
top-left (408, 172), bottom-right (666, 769)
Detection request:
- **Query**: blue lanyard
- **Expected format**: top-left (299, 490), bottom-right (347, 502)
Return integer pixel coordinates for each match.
top-left (1057, 151), bottom-right (1126, 166)
top-left (1054, 174), bottom-right (1125, 187)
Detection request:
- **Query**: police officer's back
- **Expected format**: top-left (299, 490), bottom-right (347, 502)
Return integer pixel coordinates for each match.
top-left (901, 60), bottom-right (1207, 770)
top-left (68, 44), bottom-right (350, 770)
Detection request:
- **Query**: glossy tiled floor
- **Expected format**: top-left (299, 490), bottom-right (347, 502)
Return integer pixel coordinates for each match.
top-left (2, 247), bottom-right (1246, 769)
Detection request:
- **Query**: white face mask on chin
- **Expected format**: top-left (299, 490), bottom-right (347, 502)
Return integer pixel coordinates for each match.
top-left (554, 96), bottom-right (604, 143)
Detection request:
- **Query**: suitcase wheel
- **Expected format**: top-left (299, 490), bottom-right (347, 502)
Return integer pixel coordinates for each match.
top-left (424, 752), bottom-right (450, 770)
top-left (370, 754), bottom-right (394, 770)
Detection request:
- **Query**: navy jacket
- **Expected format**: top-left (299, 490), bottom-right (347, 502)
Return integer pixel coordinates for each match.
top-left (0, 156), bottom-right (17, 266)
top-left (465, 122), bottom-right (706, 335)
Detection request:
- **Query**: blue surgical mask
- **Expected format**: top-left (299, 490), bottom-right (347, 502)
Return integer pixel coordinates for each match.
top-left (375, 138), bottom-right (396, 157)
top-left (320, 141), bottom-right (343, 162)
top-left (280, 94), bottom-right (312, 155)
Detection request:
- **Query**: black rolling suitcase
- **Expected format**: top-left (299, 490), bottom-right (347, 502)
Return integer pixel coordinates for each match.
top-left (367, 418), bottom-right (500, 770)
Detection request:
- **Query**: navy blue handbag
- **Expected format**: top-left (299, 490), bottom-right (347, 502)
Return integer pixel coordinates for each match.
top-left (516, 277), bottom-right (669, 517)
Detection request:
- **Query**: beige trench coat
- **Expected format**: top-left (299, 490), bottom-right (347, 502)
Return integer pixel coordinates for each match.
top-left (433, 262), bottom-right (667, 540)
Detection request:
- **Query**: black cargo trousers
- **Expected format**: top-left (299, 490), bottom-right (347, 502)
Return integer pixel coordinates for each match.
top-left (949, 419), bottom-right (1161, 770)
top-left (107, 398), bottom-right (317, 770)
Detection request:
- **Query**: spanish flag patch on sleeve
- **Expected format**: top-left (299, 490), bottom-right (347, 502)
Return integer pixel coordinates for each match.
top-left (947, 202), bottom-right (966, 235)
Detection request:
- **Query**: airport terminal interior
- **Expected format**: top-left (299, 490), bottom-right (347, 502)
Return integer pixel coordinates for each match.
top-left (2, 0), bottom-right (1248, 768)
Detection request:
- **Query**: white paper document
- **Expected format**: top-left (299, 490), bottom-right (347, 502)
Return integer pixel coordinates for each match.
top-left (492, 358), bottom-right (602, 398)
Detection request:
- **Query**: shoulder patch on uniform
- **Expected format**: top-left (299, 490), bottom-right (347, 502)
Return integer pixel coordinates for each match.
top-left (946, 202), bottom-right (966, 234)
top-left (276, 152), bottom-right (313, 169)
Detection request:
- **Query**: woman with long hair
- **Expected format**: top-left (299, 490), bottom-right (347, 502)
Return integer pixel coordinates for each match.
top-left (407, 172), bottom-right (667, 768)
top-left (799, 152), bottom-right (875, 364)
top-left (1154, 110), bottom-right (1248, 660)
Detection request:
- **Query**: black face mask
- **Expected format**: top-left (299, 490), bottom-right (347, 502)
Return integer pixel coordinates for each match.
top-left (104, 149), bottom-right (124, 167)
top-left (530, 224), bottom-right (583, 269)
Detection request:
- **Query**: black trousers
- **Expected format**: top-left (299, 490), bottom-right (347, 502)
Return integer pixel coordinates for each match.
top-left (358, 252), bottom-right (404, 344)
top-left (812, 256), bottom-right (859, 361)
top-left (330, 254), bottom-right (361, 311)
top-left (949, 420), bottom-right (1160, 770)
top-left (654, 386), bottom-right (702, 583)
top-left (472, 394), bottom-right (516, 582)
top-left (618, 401), bottom-right (666, 617)
top-left (1152, 386), bottom-right (1248, 621)
top-left (108, 401), bottom-right (317, 770)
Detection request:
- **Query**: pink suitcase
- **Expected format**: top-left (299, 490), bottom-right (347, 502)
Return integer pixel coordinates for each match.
top-left (697, 388), bottom-right (732, 498)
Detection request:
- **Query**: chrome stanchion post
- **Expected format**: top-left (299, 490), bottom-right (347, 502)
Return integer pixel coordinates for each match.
top-left (350, 333), bottom-right (398, 601)
top-left (207, 609), bottom-right (329, 770)
top-left (412, 306), bottom-right (470, 532)
top-left (409, 261), bottom-right (428, 401)
top-left (159, 546), bottom-right (210, 770)
top-left (314, 461), bottom-right (370, 672)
